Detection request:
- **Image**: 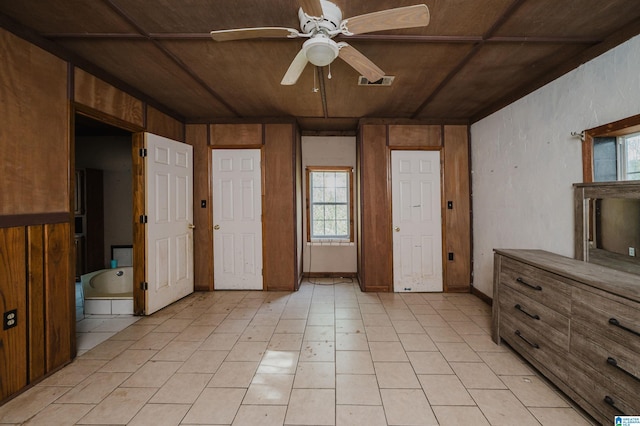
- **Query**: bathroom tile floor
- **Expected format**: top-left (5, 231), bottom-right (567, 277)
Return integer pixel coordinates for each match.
top-left (1, 280), bottom-right (596, 425)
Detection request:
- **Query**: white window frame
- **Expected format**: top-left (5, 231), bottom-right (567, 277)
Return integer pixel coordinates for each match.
top-left (306, 167), bottom-right (354, 242)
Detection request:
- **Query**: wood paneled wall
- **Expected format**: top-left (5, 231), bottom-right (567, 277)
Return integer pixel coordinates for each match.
top-left (358, 122), bottom-right (472, 293)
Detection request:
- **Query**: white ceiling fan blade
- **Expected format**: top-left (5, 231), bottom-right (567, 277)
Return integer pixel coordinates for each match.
top-left (342, 4), bottom-right (430, 35)
top-left (338, 43), bottom-right (384, 83)
top-left (281, 48), bottom-right (309, 85)
top-left (299, 0), bottom-right (324, 18)
top-left (211, 27), bottom-right (299, 41)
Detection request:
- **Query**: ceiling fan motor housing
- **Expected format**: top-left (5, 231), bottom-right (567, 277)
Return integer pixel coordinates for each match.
top-left (298, 0), bottom-right (342, 35)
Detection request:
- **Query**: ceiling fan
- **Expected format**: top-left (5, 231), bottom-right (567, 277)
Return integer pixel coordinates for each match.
top-left (210, 0), bottom-right (430, 85)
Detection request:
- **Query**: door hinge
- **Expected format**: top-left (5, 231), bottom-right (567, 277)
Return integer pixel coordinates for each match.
top-left (140, 282), bottom-right (148, 291)
top-left (448, 252), bottom-right (454, 261)
top-left (139, 215), bottom-right (148, 223)
top-left (139, 148), bottom-right (147, 157)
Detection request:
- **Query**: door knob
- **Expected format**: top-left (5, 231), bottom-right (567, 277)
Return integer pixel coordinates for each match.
top-left (214, 224), bottom-right (220, 230)
top-left (394, 226), bottom-right (400, 232)
top-left (188, 223), bottom-right (196, 229)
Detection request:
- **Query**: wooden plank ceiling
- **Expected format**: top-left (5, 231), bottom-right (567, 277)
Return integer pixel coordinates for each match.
top-left (1, 0), bottom-right (640, 131)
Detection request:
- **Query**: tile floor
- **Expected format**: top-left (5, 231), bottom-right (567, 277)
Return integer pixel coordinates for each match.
top-left (0, 280), bottom-right (596, 425)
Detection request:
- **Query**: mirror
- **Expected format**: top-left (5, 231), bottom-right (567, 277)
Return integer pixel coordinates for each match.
top-left (574, 181), bottom-right (640, 275)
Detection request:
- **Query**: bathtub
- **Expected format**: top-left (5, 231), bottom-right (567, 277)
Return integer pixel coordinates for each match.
top-left (81, 267), bottom-right (133, 315)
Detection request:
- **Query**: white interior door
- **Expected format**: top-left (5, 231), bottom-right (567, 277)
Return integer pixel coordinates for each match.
top-left (145, 133), bottom-right (194, 314)
top-left (392, 150), bottom-right (443, 292)
top-left (212, 149), bottom-right (263, 290)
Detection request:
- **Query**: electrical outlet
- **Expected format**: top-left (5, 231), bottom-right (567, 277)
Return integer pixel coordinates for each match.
top-left (3, 309), bottom-right (17, 330)
top-left (629, 247), bottom-right (636, 257)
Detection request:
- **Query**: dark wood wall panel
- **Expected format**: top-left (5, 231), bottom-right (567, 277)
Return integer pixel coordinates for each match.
top-left (263, 123), bottom-right (296, 291)
top-left (0, 29), bottom-right (68, 216)
top-left (146, 105), bottom-right (185, 142)
top-left (443, 125), bottom-right (472, 292)
top-left (27, 225), bottom-right (46, 382)
top-left (210, 123), bottom-right (262, 146)
top-left (74, 68), bottom-right (144, 127)
top-left (187, 124), bottom-right (213, 291)
top-left (132, 133), bottom-right (146, 315)
top-left (388, 125), bottom-right (442, 147)
top-left (0, 227), bottom-right (28, 401)
top-left (44, 223), bottom-right (73, 371)
top-left (359, 124), bottom-right (393, 292)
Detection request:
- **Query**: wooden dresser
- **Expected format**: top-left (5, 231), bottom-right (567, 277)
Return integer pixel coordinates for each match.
top-left (492, 249), bottom-right (640, 425)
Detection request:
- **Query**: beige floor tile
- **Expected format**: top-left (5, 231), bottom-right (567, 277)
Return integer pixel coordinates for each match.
top-left (307, 313), bottom-right (335, 326)
top-left (228, 307), bottom-right (258, 320)
top-left (435, 342), bottom-right (482, 362)
top-left (257, 350), bottom-right (299, 374)
top-left (183, 387), bottom-right (246, 424)
top-left (226, 341), bottom-right (268, 362)
top-left (267, 333), bottom-right (304, 351)
top-left (0, 387), bottom-right (71, 424)
top-left (232, 405), bottom-right (287, 426)
top-left (285, 389), bottom-right (335, 425)
top-left (374, 362), bottom-right (420, 388)
top-left (451, 362), bottom-right (507, 389)
top-left (120, 361), bottom-right (181, 388)
top-left (369, 341), bottom-right (409, 362)
top-left (380, 389), bottom-right (438, 425)
top-left (190, 312), bottom-right (228, 327)
top-left (362, 313), bottom-right (393, 327)
top-left (478, 351), bottom-right (534, 375)
top-left (469, 389), bottom-right (540, 425)
top-left (79, 338), bottom-right (134, 360)
top-left (149, 373), bottom-right (212, 404)
top-left (336, 332), bottom-right (369, 351)
top-left (153, 318), bottom-right (193, 333)
top-left (78, 387), bottom-right (155, 424)
top-left (38, 359), bottom-right (107, 387)
top-left (449, 320), bottom-right (487, 335)
top-left (21, 403), bottom-right (93, 426)
top-left (391, 319), bottom-right (425, 334)
top-left (239, 324), bottom-right (276, 342)
top-left (174, 325), bottom-right (216, 342)
top-left (336, 374), bottom-right (381, 405)
top-left (127, 403), bottom-right (190, 426)
top-left (216, 319), bottom-right (251, 333)
top-left (415, 314), bottom-right (448, 328)
top-left (152, 340), bottom-right (201, 362)
top-left (98, 349), bottom-right (156, 373)
top-left (243, 373), bottom-right (294, 405)
top-left (432, 405), bottom-right (491, 425)
top-left (335, 319), bottom-right (365, 333)
top-left (462, 334), bottom-right (507, 352)
top-left (110, 324), bottom-right (157, 341)
top-left (407, 351), bottom-right (454, 375)
top-left (280, 307), bottom-right (309, 320)
top-left (274, 319), bottom-right (307, 334)
top-left (293, 362), bottom-right (335, 389)
top-left (408, 305), bottom-right (438, 316)
top-left (385, 308), bottom-right (416, 321)
top-left (423, 326), bottom-right (465, 343)
top-left (299, 341), bottom-right (335, 362)
top-left (56, 372), bottom-right (130, 404)
top-left (304, 325), bottom-right (335, 341)
top-left (336, 405), bottom-right (387, 426)
top-left (178, 349), bottom-right (228, 373)
top-left (418, 374), bottom-right (475, 406)
top-left (128, 332), bottom-right (178, 351)
top-left (208, 361), bottom-right (259, 388)
top-left (500, 375), bottom-right (570, 407)
top-left (398, 333), bottom-right (437, 352)
top-left (365, 326), bottom-right (399, 342)
top-left (335, 307), bottom-right (361, 320)
top-left (528, 407), bottom-right (596, 425)
top-left (199, 331), bottom-right (241, 350)
top-left (336, 350), bottom-right (374, 374)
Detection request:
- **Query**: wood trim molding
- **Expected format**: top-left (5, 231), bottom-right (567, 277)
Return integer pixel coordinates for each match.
top-left (0, 213), bottom-right (69, 228)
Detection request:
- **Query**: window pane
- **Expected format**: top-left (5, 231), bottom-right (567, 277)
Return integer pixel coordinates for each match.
top-left (626, 134), bottom-right (640, 180)
top-left (313, 187), bottom-right (324, 203)
top-left (325, 220), bottom-right (336, 236)
top-left (325, 205), bottom-right (335, 220)
top-left (335, 172), bottom-right (347, 188)
top-left (312, 205), bottom-right (324, 220)
top-left (324, 172), bottom-right (335, 188)
top-left (336, 187), bottom-right (347, 203)
top-left (312, 172), bottom-right (324, 188)
top-left (336, 205), bottom-right (348, 220)
top-left (336, 220), bottom-right (348, 236)
top-left (313, 220), bottom-right (324, 236)
top-left (325, 187), bottom-right (336, 202)
top-left (308, 169), bottom-right (351, 239)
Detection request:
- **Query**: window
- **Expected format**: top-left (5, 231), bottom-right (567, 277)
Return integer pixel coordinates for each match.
top-left (306, 167), bottom-right (353, 241)
top-left (619, 132), bottom-right (640, 180)
top-left (592, 132), bottom-right (640, 181)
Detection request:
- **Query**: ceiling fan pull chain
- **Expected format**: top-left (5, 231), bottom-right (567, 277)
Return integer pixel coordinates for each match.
top-left (313, 67), bottom-right (319, 92)
top-left (328, 63), bottom-right (332, 79)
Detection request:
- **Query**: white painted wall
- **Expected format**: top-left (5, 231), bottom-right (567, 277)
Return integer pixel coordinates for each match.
top-left (471, 35), bottom-right (640, 296)
top-left (302, 136), bottom-right (357, 274)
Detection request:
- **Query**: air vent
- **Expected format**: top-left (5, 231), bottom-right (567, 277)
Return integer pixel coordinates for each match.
top-left (358, 75), bottom-right (395, 86)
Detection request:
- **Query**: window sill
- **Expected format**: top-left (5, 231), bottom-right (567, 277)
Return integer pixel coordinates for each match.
top-left (307, 240), bottom-right (354, 247)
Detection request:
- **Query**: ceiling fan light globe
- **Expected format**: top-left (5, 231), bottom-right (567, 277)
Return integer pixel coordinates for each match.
top-left (303, 37), bottom-right (339, 66)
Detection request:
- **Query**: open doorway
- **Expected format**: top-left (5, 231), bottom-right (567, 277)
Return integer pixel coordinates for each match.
top-left (74, 113), bottom-right (139, 354)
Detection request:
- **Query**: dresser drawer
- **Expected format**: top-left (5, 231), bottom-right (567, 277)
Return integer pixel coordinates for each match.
top-left (571, 322), bottom-right (640, 397)
top-left (499, 314), bottom-right (568, 381)
top-left (572, 286), bottom-right (640, 353)
top-left (499, 285), bottom-right (569, 350)
top-left (499, 257), bottom-right (571, 315)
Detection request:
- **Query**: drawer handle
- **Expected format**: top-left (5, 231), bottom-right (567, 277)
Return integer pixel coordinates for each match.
top-left (515, 330), bottom-right (539, 349)
top-left (514, 304), bottom-right (540, 320)
top-left (515, 277), bottom-right (542, 291)
top-left (604, 396), bottom-right (626, 415)
top-left (606, 357), bottom-right (640, 382)
top-left (609, 318), bottom-right (640, 338)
